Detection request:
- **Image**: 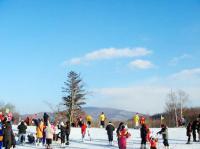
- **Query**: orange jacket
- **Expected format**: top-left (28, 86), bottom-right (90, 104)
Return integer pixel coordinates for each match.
top-left (81, 124), bottom-right (87, 133)
top-left (150, 138), bottom-right (158, 148)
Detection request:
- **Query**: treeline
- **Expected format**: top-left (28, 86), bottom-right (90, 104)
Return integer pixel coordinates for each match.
top-left (150, 107), bottom-right (200, 127)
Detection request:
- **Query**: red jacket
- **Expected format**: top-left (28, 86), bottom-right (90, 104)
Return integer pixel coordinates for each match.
top-left (81, 124), bottom-right (87, 133)
top-left (150, 138), bottom-right (158, 148)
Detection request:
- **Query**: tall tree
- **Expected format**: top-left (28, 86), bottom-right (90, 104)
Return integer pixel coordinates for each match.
top-left (177, 90), bottom-right (189, 119)
top-left (62, 71), bottom-right (87, 125)
top-left (165, 89), bottom-right (189, 127)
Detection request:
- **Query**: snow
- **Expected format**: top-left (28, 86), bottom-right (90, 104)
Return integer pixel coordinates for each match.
top-left (12, 126), bottom-right (200, 149)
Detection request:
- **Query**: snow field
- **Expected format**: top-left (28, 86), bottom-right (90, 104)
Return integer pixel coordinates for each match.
top-left (12, 126), bottom-right (200, 149)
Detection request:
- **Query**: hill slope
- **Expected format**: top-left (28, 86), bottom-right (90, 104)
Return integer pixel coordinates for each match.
top-left (83, 107), bottom-right (137, 121)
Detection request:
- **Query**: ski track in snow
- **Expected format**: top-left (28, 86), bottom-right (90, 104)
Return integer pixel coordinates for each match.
top-left (12, 126), bottom-right (200, 149)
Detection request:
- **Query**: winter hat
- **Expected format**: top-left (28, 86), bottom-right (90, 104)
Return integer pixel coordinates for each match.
top-left (60, 121), bottom-right (64, 126)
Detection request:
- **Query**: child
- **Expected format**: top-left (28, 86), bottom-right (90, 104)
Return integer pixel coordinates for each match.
top-left (149, 137), bottom-right (158, 149)
top-left (119, 125), bottom-right (131, 149)
top-left (186, 122), bottom-right (192, 144)
top-left (157, 124), bottom-right (169, 149)
top-left (146, 125), bottom-right (151, 142)
top-left (81, 122), bottom-right (87, 142)
top-left (58, 121), bottom-right (66, 147)
top-left (106, 121), bottom-right (115, 145)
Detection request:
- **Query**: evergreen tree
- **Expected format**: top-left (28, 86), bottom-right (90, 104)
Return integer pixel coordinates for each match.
top-left (62, 71), bottom-right (87, 125)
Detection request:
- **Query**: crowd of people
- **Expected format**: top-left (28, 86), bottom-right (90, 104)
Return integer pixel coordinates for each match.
top-left (0, 111), bottom-right (200, 149)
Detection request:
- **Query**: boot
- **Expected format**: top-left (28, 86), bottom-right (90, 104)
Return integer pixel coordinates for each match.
top-left (65, 142), bottom-right (69, 145)
top-left (140, 144), bottom-right (144, 149)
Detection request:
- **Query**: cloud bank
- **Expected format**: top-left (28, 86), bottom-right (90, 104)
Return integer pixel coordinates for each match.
top-left (88, 68), bottom-right (200, 114)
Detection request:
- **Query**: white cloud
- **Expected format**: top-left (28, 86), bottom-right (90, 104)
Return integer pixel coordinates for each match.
top-left (87, 68), bottom-right (200, 114)
top-left (65, 47), bottom-right (151, 65)
top-left (89, 84), bottom-right (200, 114)
top-left (169, 54), bottom-right (192, 65)
top-left (170, 68), bottom-right (200, 80)
top-left (90, 86), bottom-right (170, 114)
top-left (129, 59), bottom-right (154, 69)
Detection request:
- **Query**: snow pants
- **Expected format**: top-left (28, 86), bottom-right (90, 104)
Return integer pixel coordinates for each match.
top-left (187, 134), bottom-right (191, 143)
top-left (107, 133), bottom-right (113, 142)
top-left (18, 133), bottom-right (26, 143)
top-left (141, 137), bottom-right (147, 145)
top-left (192, 129), bottom-right (196, 141)
top-left (66, 134), bottom-right (69, 143)
top-left (163, 139), bottom-right (169, 146)
top-left (61, 134), bottom-right (65, 144)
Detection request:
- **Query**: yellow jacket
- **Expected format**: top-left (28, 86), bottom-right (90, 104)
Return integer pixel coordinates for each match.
top-left (134, 114), bottom-right (139, 123)
top-left (86, 115), bottom-right (92, 122)
top-left (36, 122), bottom-right (44, 138)
top-left (99, 114), bottom-right (106, 121)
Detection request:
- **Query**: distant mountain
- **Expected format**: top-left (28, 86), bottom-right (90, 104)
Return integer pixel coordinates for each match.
top-left (83, 107), bottom-right (138, 121)
top-left (21, 107), bottom-right (139, 121)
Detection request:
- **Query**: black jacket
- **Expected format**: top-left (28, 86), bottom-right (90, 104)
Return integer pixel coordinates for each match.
top-left (106, 123), bottom-right (115, 135)
top-left (18, 122), bottom-right (27, 134)
top-left (186, 123), bottom-right (192, 136)
top-left (140, 124), bottom-right (147, 139)
top-left (65, 124), bottom-right (71, 135)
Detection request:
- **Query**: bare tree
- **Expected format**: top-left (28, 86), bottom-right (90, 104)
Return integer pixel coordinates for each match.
top-left (165, 89), bottom-right (189, 127)
top-left (165, 89), bottom-right (178, 127)
top-left (177, 90), bottom-right (189, 119)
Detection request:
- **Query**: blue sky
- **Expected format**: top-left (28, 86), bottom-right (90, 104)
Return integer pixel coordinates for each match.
top-left (0, 0), bottom-right (200, 114)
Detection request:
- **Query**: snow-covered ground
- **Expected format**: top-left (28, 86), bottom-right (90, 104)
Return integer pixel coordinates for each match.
top-left (12, 126), bottom-right (200, 149)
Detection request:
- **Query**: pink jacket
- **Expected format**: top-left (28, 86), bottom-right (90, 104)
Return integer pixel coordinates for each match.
top-left (119, 129), bottom-right (131, 149)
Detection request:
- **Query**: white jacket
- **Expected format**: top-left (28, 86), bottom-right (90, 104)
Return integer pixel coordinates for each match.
top-left (45, 125), bottom-right (53, 139)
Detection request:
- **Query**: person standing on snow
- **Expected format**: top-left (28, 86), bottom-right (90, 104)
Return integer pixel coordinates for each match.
top-left (116, 122), bottom-right (124, 148)
top-left (3, 122), bottom-right (16, 149)
top-left (106, 121), bottom-right (115, 145)
top-left (191, 119), bottom-right (198, 142)
top-left (65, 121), bottom-right (71, 145)
top-left (140, 123), bottom-right (147, 149)
top-left (17, 121), bottom-right (27, 144)
top-left (81, 122), bottom-right (87, 142)
top-left (186, 122), bottom-right (192, 144)
top-left (36, 120), bottom-right (44, 146)
top-left (44, 122), bottom-right (54, 149)
top-left (58, 121), bottom-right (66, 147)
top-left (157, 124), bottom-right (169, 149)
top-left (118, 125), bottom-right (131, 149)
top-left (99, 112), bottom-right (106, 128)
top-left (133, 113), bottom-right (140, 129)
